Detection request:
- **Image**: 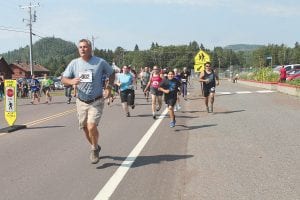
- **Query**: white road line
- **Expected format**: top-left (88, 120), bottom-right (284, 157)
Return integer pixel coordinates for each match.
top-left (217, 92), bottom-right (232, 95)
top-left (93, 108), bottom-right (169, 200)
top-left (235, 91), bottom-right (252, 94)
top-left (217, 90), bottom-right (275, 95)
top-left (256, 90), bottom-right (275, 93)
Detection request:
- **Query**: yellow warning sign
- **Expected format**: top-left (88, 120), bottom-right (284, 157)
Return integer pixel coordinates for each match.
top-left (194, 50), bottom-right (211, 73)
top-left (4, 80), bottom-right (17, 126)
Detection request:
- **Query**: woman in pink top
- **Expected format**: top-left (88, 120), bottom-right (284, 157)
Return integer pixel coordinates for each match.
top-left (279, 65), bottom-right (287, 83)
top-left (144, 66), bottom-right (163, 119)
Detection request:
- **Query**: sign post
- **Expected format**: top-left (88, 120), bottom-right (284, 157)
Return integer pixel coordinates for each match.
top-left (194, 50), bottom-right (211, 73)
top-left (4, 80), bottom-right (17, 126)
top-left (0, 80), bottom-right (26, 133)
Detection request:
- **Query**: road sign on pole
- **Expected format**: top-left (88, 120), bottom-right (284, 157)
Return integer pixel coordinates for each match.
top-left (194, 50), bottom-right (211, 73)
top-left (4, 80), bottom-right (17, 126)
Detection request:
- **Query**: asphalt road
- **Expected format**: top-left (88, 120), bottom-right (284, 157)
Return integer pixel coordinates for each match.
top-left (0, 78), bottom-right (299, 200)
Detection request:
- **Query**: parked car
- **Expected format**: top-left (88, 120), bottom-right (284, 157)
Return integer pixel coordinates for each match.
top-left (273, 64), bottom-right (300, 74)
top-left (286, 70), bottom-right (300, 81)
top-left (54, 81), bottom-right (64, 90)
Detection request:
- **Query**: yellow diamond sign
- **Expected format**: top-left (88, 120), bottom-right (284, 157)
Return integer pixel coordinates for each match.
top-left (194, 50), bottom-right (211, 73)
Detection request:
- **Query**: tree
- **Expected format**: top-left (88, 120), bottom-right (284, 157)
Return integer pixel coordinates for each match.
top-left (134, 44), bottom-right (139, 51)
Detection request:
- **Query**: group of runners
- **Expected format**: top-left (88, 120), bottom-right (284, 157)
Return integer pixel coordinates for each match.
top-left (112, 62), bottom-right (218, 128)
top-left (21, 62), bottom-right (219, 129)
top-left (59, 39), bottom-right (220, 164)
top-left (102, 64), bottom-right (215, 128)
top-left (14, 74), bottom-right (54, 104)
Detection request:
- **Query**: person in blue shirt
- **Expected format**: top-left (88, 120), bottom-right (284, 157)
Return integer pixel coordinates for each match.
top-left (61, 39), bottom-right (114, 164)
top-left (29, 75), bottom-right (40, 104)
top-left (116, 65), bottom-right (135, 117)
top-left (159, 70), bottom-right (181, 128)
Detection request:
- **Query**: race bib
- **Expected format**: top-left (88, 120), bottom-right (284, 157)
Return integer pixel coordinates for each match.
top-left (79, 70), bottom-right (93, 83)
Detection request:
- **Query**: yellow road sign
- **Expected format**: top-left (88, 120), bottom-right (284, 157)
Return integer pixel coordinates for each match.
top-left (194, 50), bottom-right (211, 72)
top-left (4, 80), bottom-right (17, 126)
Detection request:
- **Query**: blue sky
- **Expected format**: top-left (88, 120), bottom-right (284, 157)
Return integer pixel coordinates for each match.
top-left (0, 0), bottom-right (300, 54)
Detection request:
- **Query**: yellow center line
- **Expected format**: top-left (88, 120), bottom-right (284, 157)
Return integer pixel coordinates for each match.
top-left (24, 108), bottom-right (77, 127)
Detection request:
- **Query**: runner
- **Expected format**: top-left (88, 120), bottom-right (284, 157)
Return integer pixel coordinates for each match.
top-left (117, 65), bottom-right (135, 117)
top-left (140, 66), bottom-right (151, 102)
top-left (180, 67), bottom-right (190, 100)
top-left (29, 75), bottom-right (40, 104)
top-left (173, 68), bottom-right (182, 111)
top-left (199, 62), bottom-right (219, 113)
top-left (158, 70), bottom-right (181, 128)
top-left (144, 65), bottom-right (163, 119)
top-left (41, 73), bottom-right (53, 104)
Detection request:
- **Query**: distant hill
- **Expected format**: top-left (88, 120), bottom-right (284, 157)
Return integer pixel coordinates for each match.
top-left (0, 37), bottom-right (78, 76)
top-left (0, 37), bottom-right (77, 64)
top-left (224, 44), bottom-right (264, 52)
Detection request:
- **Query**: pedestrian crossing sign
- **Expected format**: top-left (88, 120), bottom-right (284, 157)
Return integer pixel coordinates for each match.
top-left (194, 50), bottom-right (211, 73)
top-left (4, 80), bottom-right (17, 126)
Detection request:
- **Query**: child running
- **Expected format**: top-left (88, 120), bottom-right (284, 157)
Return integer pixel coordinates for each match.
top-left (158, 70), bottom-right (181, 128)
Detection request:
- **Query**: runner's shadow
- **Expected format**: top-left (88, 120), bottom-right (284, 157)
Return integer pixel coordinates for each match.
top-left (97, 154), bottom-right (193, 169)
top-left (25, 125), bottom-right (66, 130)
top-left (132, 114), bottom-right (153, 118)
top-left (176, 115), bottom-right (199, 119)
top-left (188, 97), bottom-right (204, 100)
top-left (213, 110), bottom-right (245, 114)
top-left (174, 124), bottom-right (217, 132)
top-left (181, 110), bottom-right (203, 114)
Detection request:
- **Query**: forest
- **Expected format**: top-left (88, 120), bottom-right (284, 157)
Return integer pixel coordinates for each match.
top-left (1, 37), bottom-right (300, 77)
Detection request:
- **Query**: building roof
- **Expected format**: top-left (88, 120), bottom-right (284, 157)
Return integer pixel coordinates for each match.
top-left (10, 62), bottom-right (50, 72)
top-left (0, 57), bottom-right (14, 74)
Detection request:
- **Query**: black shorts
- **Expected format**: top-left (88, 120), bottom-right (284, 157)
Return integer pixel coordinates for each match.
top-left (150, 87), bottom-right (163, 96)
top-left (120, 89), bottom-right (135, 104)
top-left (203, 86), bottom-right (215, 97)
top-left (42, 87), bottom-right (50, 94)
top-left (165, 97), bottom-right (177, 107)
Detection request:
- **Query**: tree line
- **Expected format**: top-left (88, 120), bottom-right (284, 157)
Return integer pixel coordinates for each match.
top-left (1, 37), bottom-right (300, 76)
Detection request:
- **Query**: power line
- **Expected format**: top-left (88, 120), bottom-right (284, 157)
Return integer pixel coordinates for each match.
top-left (0, 27), bottom-right (28, 34)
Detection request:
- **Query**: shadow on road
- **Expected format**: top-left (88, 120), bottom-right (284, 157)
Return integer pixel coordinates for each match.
top-left (213, 109), bottom-right (246, 115)
top-left (174, 124), bottom-right (217, 132)
top-left (97, 154), bottom-right (193, 169)
top-left (25, 125), bottom-right (65, 130)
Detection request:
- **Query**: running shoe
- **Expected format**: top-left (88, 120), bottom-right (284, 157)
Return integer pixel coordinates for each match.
top-left (156, 106), bottom-right (161, 111)
top-left (206, 107), bottom-right (209, 113)
top-left (131, 104), bottom-right (135, 109)
top-left (126, 112), bottom-right (130, 117)
top-left (169, 121), bottom-right (176, 128)
top-left (177, 105), bottom-right (182, 110)
top-left (90, 145), bottom-right (101, 164)
top-left (152, 114), bottom-right (156, 119)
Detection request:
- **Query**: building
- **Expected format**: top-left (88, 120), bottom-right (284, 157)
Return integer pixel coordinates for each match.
top-left (9, 61), bottom-right (50, 79)
top-left (0, 57), bottom-right (14, 79)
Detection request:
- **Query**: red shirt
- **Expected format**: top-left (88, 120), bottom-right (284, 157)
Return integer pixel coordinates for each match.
top-left (280, 67), bottom-right (287, 79)
top-left (150, 75), bottom-right (162, 88)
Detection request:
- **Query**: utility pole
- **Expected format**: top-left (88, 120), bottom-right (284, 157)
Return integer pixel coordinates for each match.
top-left (218, 57), bottom-right (221, 78)
top-left (20, 2), bottom-right (40, 76)
top-left (91, 35), bottom-right (99, 55)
